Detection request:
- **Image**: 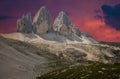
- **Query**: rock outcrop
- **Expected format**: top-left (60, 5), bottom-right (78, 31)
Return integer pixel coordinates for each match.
top-left (17, 13), bottom-right (33, 33)
top-left (53, 11), bottom-right (81, 36)
top-left (53, 11), bottom-right (72, 35)
top-left (16, 7), bottom-right (81, 36)
top-left (15, 6), bottom-right (98, 44)
top-left (33, 6), bottom-right (52, 34)
top-left (71, 24), bottom-right (81, 36)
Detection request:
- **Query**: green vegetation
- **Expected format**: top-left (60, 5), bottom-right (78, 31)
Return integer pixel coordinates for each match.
top-left (37, 63), bottom-right (120, 79)
top-left (100, 41), bottom-right (120, 47)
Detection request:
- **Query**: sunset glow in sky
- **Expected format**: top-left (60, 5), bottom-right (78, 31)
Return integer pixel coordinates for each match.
top-left (0, 0), bottom-right (120, 42)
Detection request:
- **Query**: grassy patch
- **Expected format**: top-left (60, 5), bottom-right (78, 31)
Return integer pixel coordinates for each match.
top-left (37, 63), bottom-right (120, 79)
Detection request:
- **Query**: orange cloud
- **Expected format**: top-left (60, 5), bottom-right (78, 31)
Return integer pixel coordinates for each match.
top-left (78, 20), bottom-right (120, 42)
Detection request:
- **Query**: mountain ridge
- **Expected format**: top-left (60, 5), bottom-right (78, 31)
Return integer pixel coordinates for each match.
top-left (14, 6), bottom-right (98, 44)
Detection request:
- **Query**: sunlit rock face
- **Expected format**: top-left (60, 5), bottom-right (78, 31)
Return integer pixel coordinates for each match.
top-left (53, 11), bottom-right (81, 36)
top-left (33, 6), bottom-right (53, 34)
top-left (17, 13), bottom-right (33, 33)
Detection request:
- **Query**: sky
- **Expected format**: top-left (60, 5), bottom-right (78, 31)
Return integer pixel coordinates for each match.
top-left (0, 0), bottom-right (120, 42)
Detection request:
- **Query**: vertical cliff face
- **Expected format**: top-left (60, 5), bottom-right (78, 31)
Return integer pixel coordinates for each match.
top-left (15, 6), bottom-right (98, 44)
top-left (53, 11), bottom-right (72, 35)
top-left (17, 13), bottom-right (33, 33)
top-left (53, 11), bottom-right (81, 36)
top-left (33, 6), bottom-right (53, 34)
top-left (16, 7), bottom-right (81, 36)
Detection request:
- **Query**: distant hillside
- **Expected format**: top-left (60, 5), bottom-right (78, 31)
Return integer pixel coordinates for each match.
top-left (100, 41), bottom-right (120, 47)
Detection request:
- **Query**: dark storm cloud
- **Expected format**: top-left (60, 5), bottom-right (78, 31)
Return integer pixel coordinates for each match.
top-left (101, 4), bottom-right (120, 30)
top-left (0, 16), bottom-right (15, 20)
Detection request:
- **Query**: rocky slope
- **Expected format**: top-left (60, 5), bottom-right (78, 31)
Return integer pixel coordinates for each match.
top-left (0, 35), bottom-right (120, 79)
top-left (0, 36), bottom-right (69, 79)
top-left (1, 32), bottom-right (119, 63)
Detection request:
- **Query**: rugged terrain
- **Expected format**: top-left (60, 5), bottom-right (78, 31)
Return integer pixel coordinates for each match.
top-left (0, 6), bottom-right (120, 79)
top-left (2, 32), bottom-right (119, 63)
top-left (0, 35), bottom-right (120, 79)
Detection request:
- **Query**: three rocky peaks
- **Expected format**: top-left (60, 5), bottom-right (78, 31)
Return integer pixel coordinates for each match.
top-left (17, 6), bottom-right (81, 36)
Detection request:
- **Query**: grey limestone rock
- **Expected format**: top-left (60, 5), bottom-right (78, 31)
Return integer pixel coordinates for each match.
top-left (17, 13), bottom-right (33, 33)
top-left (53, 11), bottom-right (81, 36)
top-left (71, 24), bottom-right (81, 36)
top-left (33, 6), bottom-right (53, 34)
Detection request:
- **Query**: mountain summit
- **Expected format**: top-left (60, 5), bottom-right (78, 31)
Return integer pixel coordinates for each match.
top-left (53, 11), bottom-right (72, 30)
top-left (9, 6), bottom-right (97, 44)
top-left (53, 11), bottom-right (73, 35)
top-left (33, 6), bottom-right (53, 34)
top-left (53, 11), bottom-right (81, 36)
top-left (17, 13), bottom-right (33, 33)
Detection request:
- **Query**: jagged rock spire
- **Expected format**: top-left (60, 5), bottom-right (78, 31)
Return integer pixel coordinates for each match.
top-left (53, 11), bottom-right (72, 31)
top-left (53, 11), bottom-right (81, 36)
top-left (33, 6), bottom-right (52, 34)
top-left (17, 13), bottom-right (33, 33)
top-left (16, 6), bottom-right (81, 36)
